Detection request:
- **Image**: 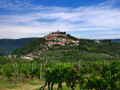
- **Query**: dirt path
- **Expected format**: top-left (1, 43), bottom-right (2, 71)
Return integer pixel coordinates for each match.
top-left (6, 83), bottom-right (66, 90)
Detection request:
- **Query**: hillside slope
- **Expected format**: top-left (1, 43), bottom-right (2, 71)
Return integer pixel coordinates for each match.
top-left (13, 38), bottom-right (47, 55)
top-left (13, 36), bottom-right (120, 61)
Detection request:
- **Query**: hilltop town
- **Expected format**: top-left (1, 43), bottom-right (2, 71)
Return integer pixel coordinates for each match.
top-left (44, 30), bottom-right (79, 46)
top-left (8, 30), bottom-right (80, 60)
top-left (8, 30), bottom-right (102, 60)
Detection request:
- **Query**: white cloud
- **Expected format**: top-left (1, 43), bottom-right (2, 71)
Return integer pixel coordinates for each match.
top-left (0, 0), bottom-right (34, 10)
top-left (99, 0), bottom-right (117, 7)
top-left (96, 35), bottom-right (120, 39)
top-left (0, 0), bottom-right (120, 39)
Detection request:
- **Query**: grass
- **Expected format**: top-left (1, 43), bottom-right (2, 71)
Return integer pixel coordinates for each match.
top-left (29, 81), bottom-right (42, 85)
top-left (0, 76), bottom-right (20, 89)
top-left (36, 83), bottom-right (80, 90)
top-left (51, 84), bottom-right (80, 90)
top-left (6, 84), bottom-right (19, 89)
top-left (0, 75), bottom-right (46, 90)
top-left (0, 76), bottom-right (80, 90)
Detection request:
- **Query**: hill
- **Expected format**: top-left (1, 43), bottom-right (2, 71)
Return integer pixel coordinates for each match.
top-left (100, 39), bottom-right (120, 43)
top-left (13, 31), bottom-right (120, 62)
top-left (111, 39), bottom-right (120, 43)
top-left (0, 38), bottom-right (38, 55)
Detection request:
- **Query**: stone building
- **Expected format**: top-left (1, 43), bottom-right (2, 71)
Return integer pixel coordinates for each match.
top-left (44, 30), bottom-right (66, 40)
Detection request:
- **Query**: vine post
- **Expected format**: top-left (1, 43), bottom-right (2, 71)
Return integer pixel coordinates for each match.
top-left (13, 64), bottom-right (17, 84)
top-left (46, 59), bottom-right (47, 67)
top-left (78, 60), bottom-right (81, 90)
top-left (2, 65), bottom-right (3, 71)
top-left (32, 63), bottom-right (33, 72)
top-left (40, 59), bottom-right (48, 90)
top-left (78, 60), bottom-right (81, 71)
top-left (40, 63), bottom-right (42, 81)
top-left (16, 63), bottom-right (18, 77)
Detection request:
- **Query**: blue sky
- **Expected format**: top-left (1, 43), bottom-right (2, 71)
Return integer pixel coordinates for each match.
top-left (0, 0), bottom-right (120, 39)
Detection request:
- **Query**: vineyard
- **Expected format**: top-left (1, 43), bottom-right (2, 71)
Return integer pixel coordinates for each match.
top-left (0, 60), bottom-right (120, 90)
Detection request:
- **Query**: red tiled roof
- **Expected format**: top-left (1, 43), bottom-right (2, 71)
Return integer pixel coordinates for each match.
top-left (56, 30), bottom-right (60, 34)
top-left (47, 35), bottom-right (51, 39)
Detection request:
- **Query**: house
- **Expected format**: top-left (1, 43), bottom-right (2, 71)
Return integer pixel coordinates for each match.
top-left (8, 55), bottom-right (12, 58)
top-left (13, 54), bottom-right (17, 58)
top-left (20, 56), bottom-right (33, 60)
top-left (60, 42), bottom-right (65, 46)
top-left (71, 40), bottom-right (79, 45)
top-left (95, 40), bottom-right (100, 43)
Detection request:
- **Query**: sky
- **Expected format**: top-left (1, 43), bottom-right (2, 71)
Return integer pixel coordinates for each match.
top-left (0, 0), bottom-right (120, 39)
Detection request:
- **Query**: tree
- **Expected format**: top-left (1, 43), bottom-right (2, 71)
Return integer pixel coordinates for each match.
top-left (0, 52), bottom-right (3, 56)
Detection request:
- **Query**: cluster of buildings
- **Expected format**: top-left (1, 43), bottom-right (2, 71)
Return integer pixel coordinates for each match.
top-left (44, 30), bottom-right (79, 46)
top-left (44, 30), bottom-right (67, 40)
top-left (8, 54), bottom-right (35, 60)
top-left (20, 56), bottom-right (33, 60)
top-left (20, 53), bottom-right (39, 60)
top-left (8, 54), bottom-right (17, 58)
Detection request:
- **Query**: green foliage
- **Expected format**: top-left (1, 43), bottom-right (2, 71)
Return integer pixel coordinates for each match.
top-left (9, 35), bottom-right (120, 62)
top-left (61, 50), bottom-right (115, 61)
top-left (18, 65), bottom-right (29, 79)
top-left (0, 65), bottom-right (3, 75)
top-left (29, 81), bottom-right (41, 85)
top-left (13, 38), bottom-right (46, 55)
top-left (0, 60), bottom-right (120, 90)
top-left (6, 84), bottom-right (18, 89)
top-left (0, 56), bottom-right (30, 65)
top-left (65, 65), bottom-right (79, 89)
top-left (42, 63), bottom-right (76, 89)
top-left (3, 64), bottom-right (13, 78)
top-left (16, 77), bottom-right (22, 82)
top-left (60, 32), bottom-right (66, 34)
top-left (101, 60), bottom-right (120, 89)
top-left (86, 76), bottom-right (104, 89)
top-left (67, 34), bottom-right (78, 40)
top-left (0, 52), bottom-right (4, 56)
top-left (78, 39), bottom-right (120, 57)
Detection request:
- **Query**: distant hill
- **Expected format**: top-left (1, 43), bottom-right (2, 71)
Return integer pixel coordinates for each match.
top-left (99, 39), bottom-right (120, 43)
top-left (13, 38), bottom-right (47, 56)
top-left (111, 39), bottom-right (120, 43)
top-left (0, 38), bottom-right (38, 55)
